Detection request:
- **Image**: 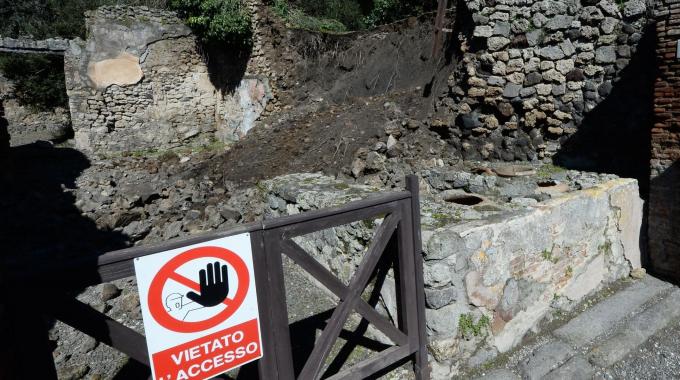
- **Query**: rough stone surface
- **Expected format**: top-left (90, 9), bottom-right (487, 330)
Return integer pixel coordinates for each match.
top-left (518, 340), bottom-right (574, 380)
top-left (554, 275), bottom-right (672, 346)
top-left (433, 0), bottom-right (651, 161)
top-left (589, 289), bottom-right (680, 367)
top-left (0, 75), bottom-right (71, 146)
top-left (543, 356), bottom-right (594, 380)
top-left (0, 36), bottom-right (69, 54)
top-left (474, 369), bottom-right (520, 380)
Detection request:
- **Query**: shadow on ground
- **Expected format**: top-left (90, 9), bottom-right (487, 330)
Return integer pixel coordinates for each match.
top-left (0, 99), bottom-right (132, 377)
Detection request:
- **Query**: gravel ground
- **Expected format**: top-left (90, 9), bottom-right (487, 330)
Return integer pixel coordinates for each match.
top-left (599, 318), bottom-right (680, 379)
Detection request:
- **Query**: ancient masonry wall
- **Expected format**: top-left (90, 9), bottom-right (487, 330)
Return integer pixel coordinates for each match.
top-left (436, 0), bottom-right (651, 161)
top-left (65, 6), bottom-right (272, 155)
top-left (650, 0), bottom-right (680, 279)
top-left (0, 75), bottom-right (71, 146)
top-left (261, 173), bottom-right (642, 377)
top-left (0, 36), bottom-right (69, 54)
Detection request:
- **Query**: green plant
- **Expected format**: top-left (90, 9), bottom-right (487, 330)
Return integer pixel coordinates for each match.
top-left (363, 0), bottom-right (422, 29)
top-left (272, 0), bottom-right (430, 33)
top-left (272, 0), bottom-right (290, 17)
top-left (599, 240), bottom-right (612, 256)
top-left (273, 1), bottom-right (347, 33)
top-left (536, 164), bottom-right (566, 179)
top-left (565, 266), bottom-right (574, 278)
top-left (169, 0), bottom-right (252, 45)
top-left (616, 0), bottom-right (626, 10)
top-left (458, 313), bottom-right (490, 337)
top-left (0, 53), bottom-right (68, 111)
top-left (431, 213), bottom-right (453, 227)
top-left (541, 244), bottom-right (558, 263)
top-left (296, 0), bottom-right (364, 30)
top-left (0, 0), bottom-right (170, 39)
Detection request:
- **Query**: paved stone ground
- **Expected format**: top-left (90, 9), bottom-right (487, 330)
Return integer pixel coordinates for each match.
top-left (466, 275), bottom-right (680, 380)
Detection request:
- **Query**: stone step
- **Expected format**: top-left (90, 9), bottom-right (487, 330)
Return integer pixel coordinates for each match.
top-left (542, 356), bottom-right (594, 380)
top-left (553, 276), bottom-right (673, 347)
top-left (474, 369), bottom-right (520, 380)
top-left (588, 288), bottom-right (680, 367)
top-left (517, 340), bottom-right (574, 380)
top-left (470, 277), bottom-right (678, 380)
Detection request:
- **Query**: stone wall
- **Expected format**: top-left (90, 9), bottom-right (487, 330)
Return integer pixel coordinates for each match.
top-left (649, 0), bottom-right (680, 280)
top-left (0, 75), bottom-right (71, 146)
top-left (0, 36), bottom-right (69, 54)
top-left (261, 170), bottom-right (642, 377)
top-left (65, 6), bottom-right (272, 155)
top-left (434, 0), bottom-right (651, 161)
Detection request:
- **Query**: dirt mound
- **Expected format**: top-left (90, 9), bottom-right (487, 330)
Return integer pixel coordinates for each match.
top-left (195, 12), bottom-right (459, 187)
top-left (196, 88), bottom-right (431, 186)
top-left (278, 14), bottom-right (447, 104)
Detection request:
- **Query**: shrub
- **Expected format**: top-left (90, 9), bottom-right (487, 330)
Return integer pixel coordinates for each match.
top-left (363, 0), bottom-right (423, 29)
top-left (0, 0), bottom-right (170, 39)
top-left (273, 0), bottom-right (430, 33)
top-left (273, 0), bottom-right (347, 33)
top-left (295, 0), bottom-right (365, 31)
top-left (169, 0), bottom-right (252, 45)
top-left (0, 54), bottom-right (68, 111)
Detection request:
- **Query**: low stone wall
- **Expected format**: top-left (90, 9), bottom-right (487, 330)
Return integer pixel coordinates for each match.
top-left (65, 6), bottom-right (272, 156)
top-left (0, 36), bottom-right (69, 54)
top-left (260, 171), bottom-right (642, 376)
top-left (0, 75), bottom-right (71, 146)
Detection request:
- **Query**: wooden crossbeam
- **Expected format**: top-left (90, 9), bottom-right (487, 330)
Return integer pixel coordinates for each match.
top-left (297, 213), bottom-right (400, 380)
top-left (432, 0), bottom-right (450, 58)
top-left (280, 238), bottom-right (408, 346)
top-left (325, 345), bottom-right (414, 380)
top-left (47, 294), bottom-right (150, 366)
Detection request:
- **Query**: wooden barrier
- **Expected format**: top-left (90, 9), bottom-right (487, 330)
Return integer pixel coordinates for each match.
top-left (4, 176), bottom-right (429, 380)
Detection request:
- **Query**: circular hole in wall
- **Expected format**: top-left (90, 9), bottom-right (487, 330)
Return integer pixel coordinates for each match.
top-left (444, 194), bottom-right (484, 206)
top-left (537, 180), bottom-right (558, 187)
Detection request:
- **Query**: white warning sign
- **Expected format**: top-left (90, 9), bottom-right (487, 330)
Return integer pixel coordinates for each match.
top-left (134, 233), bottom-right (262, 380)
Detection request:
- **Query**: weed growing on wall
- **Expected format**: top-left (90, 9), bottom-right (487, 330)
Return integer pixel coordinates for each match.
top-left (458, 313), bottom-right (490, 338)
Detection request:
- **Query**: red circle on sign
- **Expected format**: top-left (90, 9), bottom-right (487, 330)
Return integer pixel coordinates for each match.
top-left (148, 246), bottom-right (250, 333)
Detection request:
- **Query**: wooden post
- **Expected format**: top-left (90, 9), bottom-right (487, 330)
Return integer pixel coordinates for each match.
top-left (432, 0), bottom-right (450, 59)
top-left (251, 230), bottom-right (281, 380)
top-left (406, 175), bottom-right (430, 380)
top-left (263, 230), bottom-right (296, 380)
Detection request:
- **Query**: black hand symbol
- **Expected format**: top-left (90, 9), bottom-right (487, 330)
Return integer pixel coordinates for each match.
top-left (186, 261), bottom-right (229, 307)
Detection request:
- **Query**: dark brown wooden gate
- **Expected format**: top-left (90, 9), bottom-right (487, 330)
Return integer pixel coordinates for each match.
top-left (2, 176), bottom-right (429, 380)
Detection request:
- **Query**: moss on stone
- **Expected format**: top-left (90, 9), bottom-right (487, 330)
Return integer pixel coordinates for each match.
top-left (459, 313), bottom-right (490, 337)
top-left (537, 164), bottom-right (567, 179)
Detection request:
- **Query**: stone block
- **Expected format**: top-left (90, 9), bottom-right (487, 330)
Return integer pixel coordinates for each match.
top-left (474, 25), bottom-right (493, 38)
top-left (488, 36), bottom-right (511, 51)
top-left (595, 45), bottom-right (617, 63)
top-left (503, 83), bottom-right (522, 98)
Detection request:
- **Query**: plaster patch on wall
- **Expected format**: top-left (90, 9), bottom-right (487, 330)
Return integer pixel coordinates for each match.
top-left (87, 52), bottom-right (143, 89)
top-left (237, 77), bottom-right (271, 136)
